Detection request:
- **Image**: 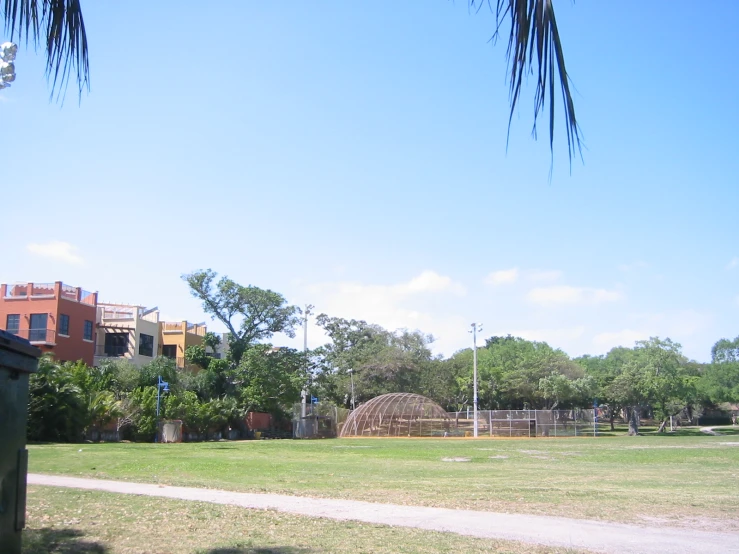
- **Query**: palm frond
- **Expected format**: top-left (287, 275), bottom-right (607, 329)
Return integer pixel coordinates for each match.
top-left (2, 0), bottom-right (89, 101)
top-left (472, 0), bottom-right (582, 168)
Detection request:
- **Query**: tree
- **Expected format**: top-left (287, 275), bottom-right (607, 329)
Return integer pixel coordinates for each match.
top-left (203, 331), bottom-right (223, 356)
top-left (2, 1), bottom-right (579, 164)
top-left (314, 315), bottom-right (436, 406)
top-left (183, 269), bottom-right (300, 365)
top-left (27, 355), bottom-right (86, 442)
top-left (700, 336), bottom-right (739, 405)
top-left (236, 345), bottom-right (308, 417)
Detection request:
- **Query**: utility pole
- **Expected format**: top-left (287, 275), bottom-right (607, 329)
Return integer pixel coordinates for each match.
top-left (301, 304), bottom-right (314, 418)
top-left (470, 323), bottom-right (482, 437)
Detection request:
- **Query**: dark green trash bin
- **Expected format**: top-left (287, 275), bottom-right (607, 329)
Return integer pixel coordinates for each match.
top-left (0, 329), bottom-right (41, 554)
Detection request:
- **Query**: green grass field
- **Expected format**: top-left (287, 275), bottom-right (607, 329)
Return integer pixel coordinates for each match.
top-left (28, 431), bottom-right (739, 529)
top-left (23, 486), bottom-right (582, 554)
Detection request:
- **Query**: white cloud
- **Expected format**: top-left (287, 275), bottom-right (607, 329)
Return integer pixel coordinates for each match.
top-left (485, 268), bottom-right (519, 285)
top-left (592, 329), bottom-right (649, 351)
top-left (402, 270), bottom-right (465, 295)
top-left (26, 240), bottom-right (83, 265)
top-left (527, 285), bottom-right (623, 306)
top-left (301, 271), bottom-right (467, 354)
top-left (526, 269), bottom-right (563, 283)
top-left (727, 258), bottom-right (739, 269)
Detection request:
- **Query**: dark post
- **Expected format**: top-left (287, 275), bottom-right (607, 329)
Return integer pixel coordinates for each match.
top-left (0, 329), bottom-right (41, 554)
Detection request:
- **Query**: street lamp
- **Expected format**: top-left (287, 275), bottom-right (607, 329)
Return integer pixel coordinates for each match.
top-left (469, 323), bottom-right (483, 438)
top-left (348, 368), bottom-right (355, 411)
top-left (155, 375), bottom-right (169, 443)
top-left (0, 42), bottom-right (17, 90)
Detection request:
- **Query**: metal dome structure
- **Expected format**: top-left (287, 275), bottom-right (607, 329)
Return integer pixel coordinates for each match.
top-left (339, 393), bottom-right (451, 438)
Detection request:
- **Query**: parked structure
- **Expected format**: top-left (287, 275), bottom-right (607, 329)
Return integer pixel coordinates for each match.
top-left (94, 303), bottom-right (160, 367)
top-left (0, 281), bottom-right (98, 365)
top-left (159, 320), bottom-right (206, 368)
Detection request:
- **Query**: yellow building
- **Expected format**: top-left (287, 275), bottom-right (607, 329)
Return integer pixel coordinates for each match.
top-left (159, 320), bottom-right (206, 368)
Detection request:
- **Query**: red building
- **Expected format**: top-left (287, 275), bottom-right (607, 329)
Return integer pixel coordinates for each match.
top-left (0, 281), bottom-right (98, 366)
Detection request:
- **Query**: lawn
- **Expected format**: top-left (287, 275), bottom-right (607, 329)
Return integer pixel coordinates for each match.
top-left (28, 433), bottom-right (739, 530)
top-left (23, 486), bottom-right (582, 554)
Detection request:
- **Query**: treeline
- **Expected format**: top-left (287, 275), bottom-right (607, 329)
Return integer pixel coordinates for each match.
top-left (310, 316), bottom-right (739, 434)
top-left (26, 270), bottom-right (739, 441)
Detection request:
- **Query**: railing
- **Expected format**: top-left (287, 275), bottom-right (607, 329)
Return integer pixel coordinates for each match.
top-left (79, 289), bottom-right (96, 305)
top-left (162, 322), bottom-right (184, 333)
top-left (61, 284), bottom-right (79, 301)
top-left (95, 344), bottom-right (131, 357)
top-left (100, 307), bottom-right (135, 320)
top-left (3, 282), bottom-right (96, 305)
top-left (9, 328), bottom-right (56, 344)
top-left (31, 283), bottom-right (55, 297)
top-left (4, 284), bottom-right (27, 298)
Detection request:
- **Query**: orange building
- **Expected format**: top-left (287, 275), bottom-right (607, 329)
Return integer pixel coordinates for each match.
top-left (0, 281), bottom-right (98, 366)
top-left (159, 320), bottom-right (206, 368)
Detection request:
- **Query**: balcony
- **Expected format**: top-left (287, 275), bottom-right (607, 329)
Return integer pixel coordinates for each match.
top-left (8, 328), bottom-right (56, 345)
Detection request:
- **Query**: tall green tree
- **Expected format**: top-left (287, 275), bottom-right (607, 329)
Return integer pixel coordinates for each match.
top-left (183, 269), bottom-right (300, 365)
top-left (699, 336), bottom-right (739, 405)
top-left (2, 1), bottom-right (579, 163)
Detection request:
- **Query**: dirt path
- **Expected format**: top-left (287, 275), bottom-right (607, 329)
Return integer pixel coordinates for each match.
top-left (28, 474), bottom-right (739, 554)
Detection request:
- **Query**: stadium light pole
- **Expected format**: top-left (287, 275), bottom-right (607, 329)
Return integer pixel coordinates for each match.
top-left (470, 323), bottom-right (482, 437)
top-left (301, 304), bottom-right (314, 418)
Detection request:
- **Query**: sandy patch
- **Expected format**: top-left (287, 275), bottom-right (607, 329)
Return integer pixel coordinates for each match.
top-left (441, 457), bottom-right (471, 462)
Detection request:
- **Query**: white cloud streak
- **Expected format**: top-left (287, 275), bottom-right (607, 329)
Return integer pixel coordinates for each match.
top-left (26, 241), bottom-right (84, 265)
top-left (485, 268), bottom-right (519, 285)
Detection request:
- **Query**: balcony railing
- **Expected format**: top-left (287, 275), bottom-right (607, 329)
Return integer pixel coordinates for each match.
top-left (8, 328), bottom-right (56, 344)
top-left (95, 344), bottom-right (131, 357)
top-left (3, 282), bottom-right (96, 305)
top-left (100, 307), bottom-right (136, 320)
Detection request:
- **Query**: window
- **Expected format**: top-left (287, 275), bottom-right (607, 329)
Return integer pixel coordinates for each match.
top-left (83, 320), bottom-right (93, 341)
top-left (29, 313), bottom-right (48, 342)
top-left (5, 314), bottom-right (20, 334)
top-left (59, 314), bottom-right (70, 336)
top-left (104, 333), bottom-right (128, 356)
top-left (139, 333), bottom-right (154, 357)
top-left (162, 344), bottom-right (177, 359)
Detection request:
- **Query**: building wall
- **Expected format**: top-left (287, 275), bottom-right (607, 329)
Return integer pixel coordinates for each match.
top-left (0, 282), bottom-right (97, 366)
top-left (133, 316), bottom-right (160, 366)
top-left (95, 305), bottom-right (160, 368)
top-left (53, 295), bottom-right (97, 366)
top-left (159, 321), bottom-right (205, 368)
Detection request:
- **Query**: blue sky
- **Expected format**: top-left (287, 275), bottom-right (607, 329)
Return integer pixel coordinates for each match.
top-left (2, 1), bottom-right (737, 361)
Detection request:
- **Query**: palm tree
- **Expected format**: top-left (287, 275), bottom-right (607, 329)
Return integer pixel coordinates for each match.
top-left (2, 0), bottom-right (580, 164)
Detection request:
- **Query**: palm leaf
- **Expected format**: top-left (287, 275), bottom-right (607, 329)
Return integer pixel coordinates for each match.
top-left (2, 0), bottom-right (89, 101)
top-left (472, 0), bottom-right (583, 168)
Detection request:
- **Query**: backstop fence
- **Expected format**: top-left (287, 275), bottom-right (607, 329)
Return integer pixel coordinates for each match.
top-left (447, 409), bottom-right (602, 438)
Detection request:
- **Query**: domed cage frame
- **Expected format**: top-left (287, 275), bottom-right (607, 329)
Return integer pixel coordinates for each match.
top-left (339, 393), bottom-right (451, 438)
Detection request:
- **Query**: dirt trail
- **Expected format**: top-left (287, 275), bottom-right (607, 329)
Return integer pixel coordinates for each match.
top-left (28, 473), bottom-right (739, 554)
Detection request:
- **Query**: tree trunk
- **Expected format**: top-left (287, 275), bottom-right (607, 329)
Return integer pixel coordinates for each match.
top-left (609, 411), bottom-right (615, 431)
top-left (657, 419), bottom-right (668, 433)
top-left (627, 407), bottom-right (639, 436)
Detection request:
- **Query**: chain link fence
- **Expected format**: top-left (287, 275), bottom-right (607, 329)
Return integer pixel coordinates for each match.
top-left (448, 409), bottom-right (602, 437)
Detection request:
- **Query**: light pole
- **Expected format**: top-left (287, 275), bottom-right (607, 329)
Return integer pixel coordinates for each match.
top-left (348, 368), bottom-right (355, 411)
top-left (155, 375), bottom-right (169, 443)
top-left (470, 323), bottom-right (482, 437)
top-left (301, 304), bottom-right (314, 418)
